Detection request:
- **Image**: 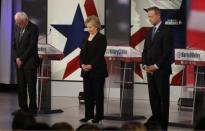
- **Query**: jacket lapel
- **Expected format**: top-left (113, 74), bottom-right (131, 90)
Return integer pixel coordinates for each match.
top-left (147, 28), bottom-right (153, 48)
top-left (16, 29), bottom-right (21, 45)
top-left (91, 32), bottom-right (99, 44)
top-left (148, 24), bottom-right (163, 48)
top-left (18, 22), bottom-right (30, 46)
top-left (19, 28), bottom-right (27, 43)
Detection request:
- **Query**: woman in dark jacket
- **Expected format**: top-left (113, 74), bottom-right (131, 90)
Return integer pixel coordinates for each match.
top-left (79, 15), bottom-right (108, 123)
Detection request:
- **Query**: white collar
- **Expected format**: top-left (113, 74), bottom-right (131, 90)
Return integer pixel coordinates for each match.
top-left (154, 21), bottom-right (162, 31)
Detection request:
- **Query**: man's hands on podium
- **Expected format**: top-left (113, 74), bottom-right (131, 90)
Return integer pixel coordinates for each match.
top-left (16, 58), bottom-right (23, 68)
top-left (82, 64), bottom-right (92, 72)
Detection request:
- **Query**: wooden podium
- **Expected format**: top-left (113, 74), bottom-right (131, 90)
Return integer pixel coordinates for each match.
top-left (37, 43), bottom-right (64, 114)
top-left (174, 49), bottom-right (205, 127)
top-left (104, 46), bottom-right (146, 120)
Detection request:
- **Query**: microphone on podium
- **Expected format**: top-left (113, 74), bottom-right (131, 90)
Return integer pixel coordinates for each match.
top-left (38, 28), bottom-right (52, 42)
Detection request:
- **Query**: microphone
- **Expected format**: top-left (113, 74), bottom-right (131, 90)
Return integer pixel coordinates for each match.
top-left (38, 28), bottom-right (52, 43)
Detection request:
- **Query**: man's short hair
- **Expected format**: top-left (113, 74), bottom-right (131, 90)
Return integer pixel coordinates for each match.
top-left (14, 12), bottom-right (28, 21)
top-left (147, 6), bottom-right (161, 15)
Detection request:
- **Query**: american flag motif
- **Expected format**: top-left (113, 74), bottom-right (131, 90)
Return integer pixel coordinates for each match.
top-left (186, 0), bottom-right (205, 87)
top-left (187, 0), bottom-right (205, 49)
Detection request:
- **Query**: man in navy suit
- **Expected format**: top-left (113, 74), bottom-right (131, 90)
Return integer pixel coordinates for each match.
top-left (13, 12), bottom-right (41, 115)
top-left (142, 6), bottom-right (173, 130)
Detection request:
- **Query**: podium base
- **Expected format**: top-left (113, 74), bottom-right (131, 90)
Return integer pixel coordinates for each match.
top-left (37, 109), bottom-right (63, 114)
top-left (169, 122), bottom-right (193, 128)
top-left (104, 113), bottom-right (146, 121)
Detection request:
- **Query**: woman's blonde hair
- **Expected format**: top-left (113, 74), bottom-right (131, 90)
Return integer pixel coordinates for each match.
top-left (85, 15), bottom-right (101, 31)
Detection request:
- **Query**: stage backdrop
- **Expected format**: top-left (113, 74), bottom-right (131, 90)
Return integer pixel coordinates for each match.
top-left (0, 0), bottom-right (13, 84)
top-left (48, 0), bottom-right (186, 83)
top-left (131, 0), bottom-right (186, 85)
top-left (47, 0), bottom-right (105, 80)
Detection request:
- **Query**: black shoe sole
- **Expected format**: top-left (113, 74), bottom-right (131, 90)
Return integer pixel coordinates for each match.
top-left (80, 118), bottom-right (92, 122)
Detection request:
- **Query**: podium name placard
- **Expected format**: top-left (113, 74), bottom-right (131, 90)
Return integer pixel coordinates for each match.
top-left (175, 49), bottom-right (205, 66)
top-left (105, 46), bottom-right (142, 62)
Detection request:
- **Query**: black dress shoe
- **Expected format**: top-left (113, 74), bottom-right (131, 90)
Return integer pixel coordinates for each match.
top-left (79, 118), bottom-right (92, 122)
top-left (92, 119), bottom-right (102, 123)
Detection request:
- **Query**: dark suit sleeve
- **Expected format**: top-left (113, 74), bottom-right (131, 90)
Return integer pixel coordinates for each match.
top-left (142, 33), bottom-right (149, 66)
top-left (12, 38), bottom-right (18, 59)
top-left (156, 29), bottom-right (173, 68)
top-left (19, 26), bottom-right (39, 62)
top-left (12, 28), bottom-right (19, 59)
top-left (79, 38), bottom-right (87, 68)
top-left (89, 35), bottom-right (107, 67)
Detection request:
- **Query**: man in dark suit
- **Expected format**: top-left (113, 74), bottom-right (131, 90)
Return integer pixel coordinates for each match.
top-left (13, 12), bottom-right (41, 115)
top-left (142, 6), bottom-right (173, 130)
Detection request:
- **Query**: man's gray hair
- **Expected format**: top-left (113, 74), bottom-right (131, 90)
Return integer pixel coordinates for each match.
top-left (14, 12), bottom-right (29, 21)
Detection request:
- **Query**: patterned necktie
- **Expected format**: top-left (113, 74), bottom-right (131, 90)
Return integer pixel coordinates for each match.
top-left (151, 26), bottom-right (156, 41)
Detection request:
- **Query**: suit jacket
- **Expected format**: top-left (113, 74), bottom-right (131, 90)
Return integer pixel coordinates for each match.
top-left (142, 24), bottom-right (173, 74)
top-left (80, 32), bottom-right (108, 78)
top-left (13, 21), bottom-right (41, 69)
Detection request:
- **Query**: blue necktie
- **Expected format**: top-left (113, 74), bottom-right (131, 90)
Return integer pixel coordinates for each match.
top-left (151, 26), bottom-right (156, 41)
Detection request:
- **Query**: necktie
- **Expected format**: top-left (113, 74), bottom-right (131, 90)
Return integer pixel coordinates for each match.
top-left (19, 28), bottom-right (24, 42)
top-left (151, 26), bottom-right (156, 41)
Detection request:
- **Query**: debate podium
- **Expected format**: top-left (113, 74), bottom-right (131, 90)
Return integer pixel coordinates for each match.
top-left (104, 46), bottom-right (146, 120)
top-left (37, 43), bottom-right (64, 114)
top-left (174, 49), bottom-right (205, 127)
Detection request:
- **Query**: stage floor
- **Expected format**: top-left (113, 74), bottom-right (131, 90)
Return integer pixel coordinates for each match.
top-left (0, 91), bottom-right (193, 130)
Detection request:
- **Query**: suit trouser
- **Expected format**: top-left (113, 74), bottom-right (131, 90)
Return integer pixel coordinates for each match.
top-left (83, 77), bottom-right (105, 120)
top-left (147, 70), bottom-right (170, 130)
top-left (17, 67), bottom-right (37, 111)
